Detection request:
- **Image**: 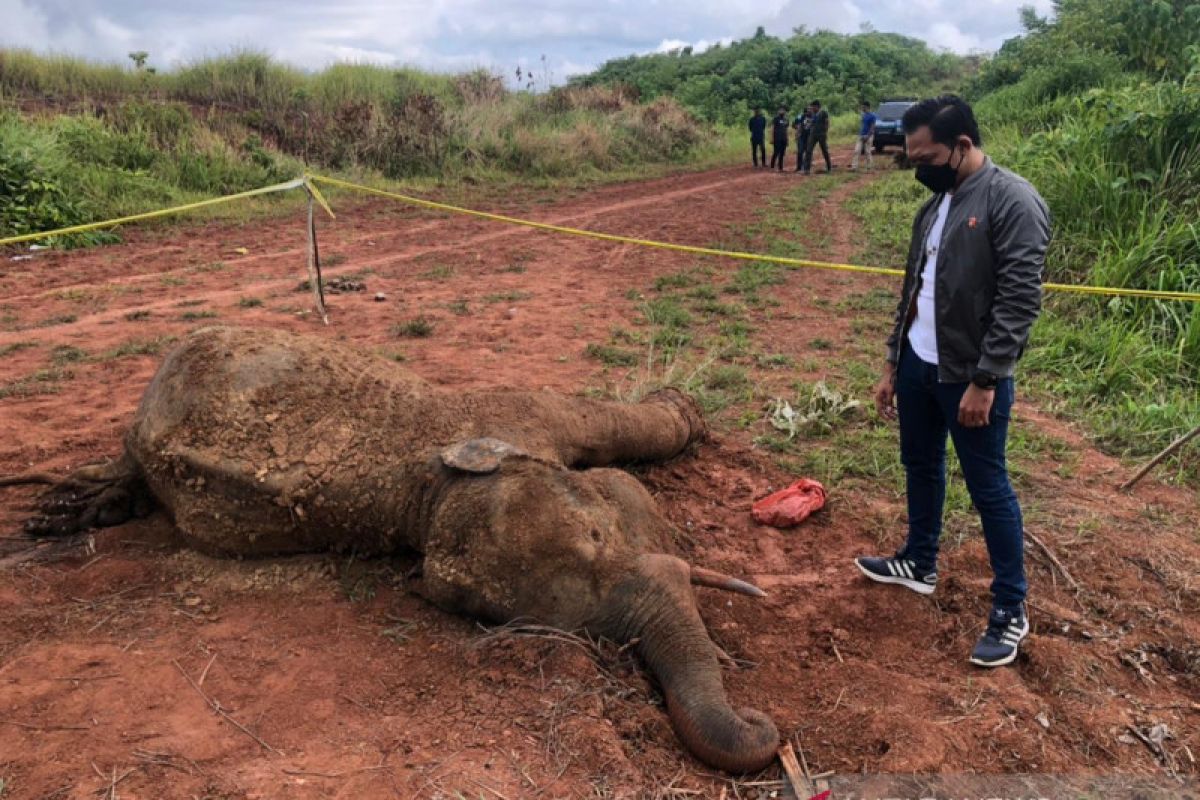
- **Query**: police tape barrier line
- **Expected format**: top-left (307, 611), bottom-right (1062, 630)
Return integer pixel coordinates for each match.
top-left (0, 177), bottom-right (309, 248)
top-left (307, 173), bottom-right (1200, 305)
top-left (306, 173), bottom-right (904, 279)
top-left (4, 170), bottom-right (1198, 305)
top-left (302, 177), bottom-right (337, 220)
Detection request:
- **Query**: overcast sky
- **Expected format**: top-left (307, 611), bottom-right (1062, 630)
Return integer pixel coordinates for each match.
top-left (2, 0), bottom-right (1056, 83)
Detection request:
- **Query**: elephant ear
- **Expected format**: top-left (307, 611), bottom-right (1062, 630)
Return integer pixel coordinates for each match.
top-left (440, 438), bottom-right (528, 474)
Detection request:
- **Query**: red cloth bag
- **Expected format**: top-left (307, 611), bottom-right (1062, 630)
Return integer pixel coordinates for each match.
top-left (751, 479), bottom-right (827, 528)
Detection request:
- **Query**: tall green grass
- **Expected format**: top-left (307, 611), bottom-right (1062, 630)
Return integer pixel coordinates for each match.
top-left (848, 71), bottom-right (1200, 481)
top-left (0, 50), bottom-right (721, 243)
top-left (0, 50), bottom-right (715, 180)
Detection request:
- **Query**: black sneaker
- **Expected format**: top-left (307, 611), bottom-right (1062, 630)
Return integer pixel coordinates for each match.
top-left (969, 606), bottom-right (1030, 667)
top-left (854, 555), bottom-right (937, 595)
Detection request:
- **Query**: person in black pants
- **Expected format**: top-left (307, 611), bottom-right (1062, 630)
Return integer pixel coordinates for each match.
top-left (803, 100), bottom-right (832, 174)
top-left (794, 105), bottom-right (813, 172)
top-left (769, 107), bottom-right (789, 171)
top-left (748, 107), bottom-right (767, 167)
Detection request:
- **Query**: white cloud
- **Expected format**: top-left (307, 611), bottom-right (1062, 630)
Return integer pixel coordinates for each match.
top-left (3, 0), bottom-right (1051, 83)
top-left (654, 36), bottom-right (732, 55)
top-left (0, 0), bottom-right (51, 46)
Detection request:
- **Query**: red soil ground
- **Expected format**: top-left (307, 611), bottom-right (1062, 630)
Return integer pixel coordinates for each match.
top-left (1, 154), bottom-right (1198, 799)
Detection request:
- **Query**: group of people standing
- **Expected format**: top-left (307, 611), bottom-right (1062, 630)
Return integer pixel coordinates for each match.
top-left (749, 101), bottom-right (877, 173)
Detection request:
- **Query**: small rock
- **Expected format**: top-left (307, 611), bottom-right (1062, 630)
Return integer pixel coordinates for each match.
top-left (1035, 712), bottom-right (1051, 729)
top-left (374, 292), bottom-right (387, 302)
top-left (1117, 733), bottom-right (1137, 745)
top-left (505, 307), bottom-right (518, 319)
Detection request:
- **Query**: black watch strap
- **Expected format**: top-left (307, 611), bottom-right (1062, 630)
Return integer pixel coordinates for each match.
top-left (971, 371), bottom-right (999, 390)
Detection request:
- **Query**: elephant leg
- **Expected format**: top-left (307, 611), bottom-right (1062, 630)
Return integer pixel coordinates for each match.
top-left (529, 388), bottom-right (707, 468)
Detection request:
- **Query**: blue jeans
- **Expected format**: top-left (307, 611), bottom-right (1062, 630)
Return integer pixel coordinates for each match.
top-left (896, 341), bottom-right (1027, 611)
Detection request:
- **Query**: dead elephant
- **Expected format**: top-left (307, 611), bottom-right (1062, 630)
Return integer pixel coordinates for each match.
top-left (11, 326), bottom-right (779, 772)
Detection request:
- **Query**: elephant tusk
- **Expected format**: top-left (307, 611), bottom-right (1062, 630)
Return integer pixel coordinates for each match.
top-left (690, 566), bottom-right (767, 598)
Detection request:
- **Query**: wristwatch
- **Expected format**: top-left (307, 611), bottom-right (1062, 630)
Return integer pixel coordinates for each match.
top-left (971, 370), bottom-right (999, 390)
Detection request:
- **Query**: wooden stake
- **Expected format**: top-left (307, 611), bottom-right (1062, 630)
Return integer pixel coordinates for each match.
top-left (778, 742), bottom-right (815, 799)
top-left (1024, 528), bottom-right (1083, 593)
top-left (1120, 423), bottom-right (1200, 491)
top-left (305, 192), bottom-right (328, 325)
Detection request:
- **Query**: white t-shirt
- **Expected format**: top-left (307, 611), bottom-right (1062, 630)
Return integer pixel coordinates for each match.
top-left (907, 193), bottom-right (952, 364)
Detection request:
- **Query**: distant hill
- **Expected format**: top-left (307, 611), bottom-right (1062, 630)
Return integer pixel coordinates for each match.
top-left (572, 27), bottom-right (976, 123)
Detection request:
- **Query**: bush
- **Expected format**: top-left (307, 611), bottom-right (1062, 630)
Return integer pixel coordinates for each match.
top-left (0, 124), bottom-right (88, 241)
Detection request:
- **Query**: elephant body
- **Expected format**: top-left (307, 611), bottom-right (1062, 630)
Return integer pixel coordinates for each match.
top-left (23, 326), bottom-right (779, 772)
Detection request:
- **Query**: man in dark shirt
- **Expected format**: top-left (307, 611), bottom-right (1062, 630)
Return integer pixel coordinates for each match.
top-left (749, 108), bottom-right (767, 168)
top-left (858, 95), bottom-right (1051, 668)
top-left (803, 100), bottom-right (832, 174)
top-left (769, 107), bottom-right (790, 171)
top-left (794, 105), bottom-right (813, 172)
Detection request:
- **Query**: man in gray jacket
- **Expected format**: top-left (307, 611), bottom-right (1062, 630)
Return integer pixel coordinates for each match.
top-left (855, 95), bottom-right (1051, 667)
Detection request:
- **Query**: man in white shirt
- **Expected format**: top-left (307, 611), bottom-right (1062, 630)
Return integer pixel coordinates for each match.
top-left (855, 95), bottom-right (1051, 668)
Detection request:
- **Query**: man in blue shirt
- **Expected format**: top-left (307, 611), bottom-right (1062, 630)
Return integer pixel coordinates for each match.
top-left (852, 101), bottom-right (877, 171)
top-left (749, 107), bottom-right (767, 168)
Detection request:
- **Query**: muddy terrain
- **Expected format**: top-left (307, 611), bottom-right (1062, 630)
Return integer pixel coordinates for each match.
top-left (2, 156), bottom-right (1197, 798)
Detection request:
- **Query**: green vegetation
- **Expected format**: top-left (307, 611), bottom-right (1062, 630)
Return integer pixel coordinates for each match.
top-left (100, 336), bottom-right (176, 359)
top-left (585, 342), bottom-right (640, 367)
top-left (848, 0), bottom-right (1200, 480)
top-left (482, 290), bottom-right (533, 304)
top-left (0, 50), bottom-right (721, 245)
top-left (575, 28), bottom-right (972, 122)
top-left (393, 316), bottom-right (435, 338)
top-left (0, 341), bottom-right (37, 358)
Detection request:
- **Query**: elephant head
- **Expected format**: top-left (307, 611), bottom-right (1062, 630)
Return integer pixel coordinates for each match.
top-left (420, 444), bottom-right (780, 773)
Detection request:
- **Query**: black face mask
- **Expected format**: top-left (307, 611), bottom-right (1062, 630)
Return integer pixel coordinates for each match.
top-left (915, 145), bottom-right (964, 193)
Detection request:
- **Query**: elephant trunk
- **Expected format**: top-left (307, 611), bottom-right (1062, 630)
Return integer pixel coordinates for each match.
top-left (605, 555), bottom-right (779, 773)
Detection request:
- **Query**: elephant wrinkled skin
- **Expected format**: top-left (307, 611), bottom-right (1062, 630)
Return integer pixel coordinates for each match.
top-left (15, 326), bottom-right (779, 773)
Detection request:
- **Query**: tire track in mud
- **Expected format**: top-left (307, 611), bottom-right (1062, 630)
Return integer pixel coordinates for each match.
top-left (0, 167), bottom-right (767, 313)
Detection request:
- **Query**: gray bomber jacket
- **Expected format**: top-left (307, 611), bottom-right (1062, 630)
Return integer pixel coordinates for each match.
top-left (885, 158), bottom-right (1052, 382)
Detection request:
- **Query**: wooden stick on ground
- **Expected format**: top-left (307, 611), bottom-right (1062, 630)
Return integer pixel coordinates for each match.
top-left (1025, 528), bottom-right (1083, 593)
top-left (172, 659), bottom-right (282, 755)
top-left (304, 192), bottom-right (328, 326)
top-left (778, 742), bottom-right (815, 800)
top-left (197, 652), bottom-right (218, 687)
top-left (1120, 423), bottom-right (1200, 491)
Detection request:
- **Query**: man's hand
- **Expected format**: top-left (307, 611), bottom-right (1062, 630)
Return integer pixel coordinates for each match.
top-left (958, 384), bottom-right (994, 428)
top-left (873, 364), bottom-right (897, 421)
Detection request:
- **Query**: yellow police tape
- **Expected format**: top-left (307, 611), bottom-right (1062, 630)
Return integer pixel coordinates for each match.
top-left (2, 171), bottom-right (1197, 304)
top-left (0, 177), bottom-right (308, 248)
top-left (306, 174), bottom-right (1200, 304)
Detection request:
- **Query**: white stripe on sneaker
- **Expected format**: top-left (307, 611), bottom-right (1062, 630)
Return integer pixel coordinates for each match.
top-left (886, 561), bottom-right (899, 577)
top-left (901, 561), bottom-right (914, 580)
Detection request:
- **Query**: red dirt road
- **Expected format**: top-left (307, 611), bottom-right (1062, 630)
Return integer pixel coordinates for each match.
top-left (2, 158), bottom-right (1198, 798)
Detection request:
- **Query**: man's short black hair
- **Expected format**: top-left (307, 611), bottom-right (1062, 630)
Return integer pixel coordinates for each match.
top-left (861, 100), bottom-right (871, 108)
top-left (902, 94), bottom-right (982, 147)
top-left (811, 100), bottom-right (821, 108)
